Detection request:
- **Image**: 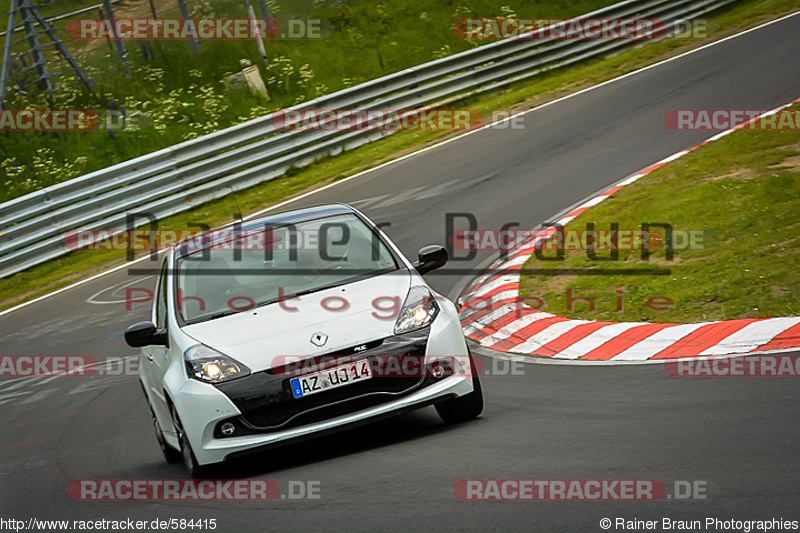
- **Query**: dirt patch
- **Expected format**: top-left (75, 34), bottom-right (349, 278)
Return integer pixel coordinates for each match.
top-left (778, 141), bottom-right (800, 152)
top-left (770, 285), bottom-right (791, 298)
top-left (706, 167), bottom-right (757, 182)
top-left (763, 233), bottom-right (800, 256)
top-left (771, 155), bottom-right (800, 172)
top-left (528, 273), bottom-right (578, 296)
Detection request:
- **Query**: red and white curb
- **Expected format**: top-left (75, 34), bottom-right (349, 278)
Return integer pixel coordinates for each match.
top-left (459, 97), bottom-right (800, 361)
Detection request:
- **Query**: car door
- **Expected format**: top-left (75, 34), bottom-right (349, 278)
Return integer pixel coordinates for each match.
top-left (146, 257), bottom-right (173, 428)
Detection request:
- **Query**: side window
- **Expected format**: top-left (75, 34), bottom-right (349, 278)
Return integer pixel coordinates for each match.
top-left (155, 258), bottom-right (169, 331)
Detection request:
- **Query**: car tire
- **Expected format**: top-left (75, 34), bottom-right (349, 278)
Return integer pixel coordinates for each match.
top-left (171, 407), bottom-right (214, 479)
top-left (140, 383), bottom-right (182, 464)
top-left (152, 404), bottom-right (182, 464)
top-left (435, 355), bottom-right (484, 424)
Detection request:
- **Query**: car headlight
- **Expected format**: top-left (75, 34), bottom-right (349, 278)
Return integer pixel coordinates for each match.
top-left (394, 286), bottom-right (440, 335)
top-left (184, 344), bottom-right (250, 383)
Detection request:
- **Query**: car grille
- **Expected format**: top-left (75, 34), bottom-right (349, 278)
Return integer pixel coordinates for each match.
top-left (213, 327), bottom-right (434, 433)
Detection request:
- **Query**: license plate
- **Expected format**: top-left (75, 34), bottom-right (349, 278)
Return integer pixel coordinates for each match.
top-left (290, 359), bottom-right (372, 398)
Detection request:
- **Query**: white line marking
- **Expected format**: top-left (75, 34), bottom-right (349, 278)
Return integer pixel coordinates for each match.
top-left (469, 275), bottom-right (521, 299)
top-left (19, 388), bottom-right (58, 405)
top-left (86, 275), bottom-right (154, 305)
top-left (482, 312), bottom-right (555, 345)
top-left (464, 305), bottom-right (524, 331)
top-left (699, 317), bottom-right (800, 355)
top-left (506, 320), bottom-right (592, 354)
top-left (610, 323), bottom-right (708, 361)
top-left (555, 322), bottom-right (647, 360)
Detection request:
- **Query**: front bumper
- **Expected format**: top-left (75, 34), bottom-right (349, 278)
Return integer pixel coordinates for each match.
top-left (220, 373), bottom-right (472, 463)
top-left (171, 299), bottom-right (471, 466)
top-left (183, 372), bottom-right (473, 465)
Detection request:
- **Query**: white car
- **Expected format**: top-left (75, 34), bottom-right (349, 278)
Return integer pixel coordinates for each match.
top-left (125, 204), bottom-right (483, 477)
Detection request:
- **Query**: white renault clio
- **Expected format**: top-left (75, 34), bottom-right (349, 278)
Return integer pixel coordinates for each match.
top-left (125, 204), bottom-right (482, 477)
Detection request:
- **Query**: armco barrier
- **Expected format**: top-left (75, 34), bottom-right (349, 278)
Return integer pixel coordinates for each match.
top-left (0, 0), bottom-right (737, 278)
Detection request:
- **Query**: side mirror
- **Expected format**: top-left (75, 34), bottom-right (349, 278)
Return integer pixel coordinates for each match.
top-left (413, 245), bottom-right (448, 275)
top-left (125, 321), bottom-right (168, 348)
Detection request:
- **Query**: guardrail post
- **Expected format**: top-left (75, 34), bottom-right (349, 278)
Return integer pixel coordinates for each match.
top-left (29, 4), bottom-right (93, 89)
top-left (176, 0), bottom-right (200, 56)
top-left (19, 0), bottom-right (53, 93)
top-left (101, 0), bottom-right (131, 76)
top-left (0, 0), bottom-right (18, 107)
top-left (257, 0), bottom-right (271, 19)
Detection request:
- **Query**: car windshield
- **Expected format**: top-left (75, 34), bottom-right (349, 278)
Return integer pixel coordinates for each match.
top-left (176, 213), bottom-right (400, 323)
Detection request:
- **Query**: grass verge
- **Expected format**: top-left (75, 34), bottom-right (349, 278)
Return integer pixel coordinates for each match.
top-left (1, 0), bottom-right (798, 313)
top-left (519, 104), bottom-right (800, 323)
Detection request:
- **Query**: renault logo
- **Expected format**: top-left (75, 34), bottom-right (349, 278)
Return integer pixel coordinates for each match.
top-left (311, 332), bottom-right (328, 347)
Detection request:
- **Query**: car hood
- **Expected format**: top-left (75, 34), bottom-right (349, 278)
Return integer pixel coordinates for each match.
top-left (181, 271), bottom-right (412, 372)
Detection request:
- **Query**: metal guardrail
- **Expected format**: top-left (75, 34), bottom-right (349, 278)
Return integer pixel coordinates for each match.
top-left (0, 0), bottom-right (737, 278)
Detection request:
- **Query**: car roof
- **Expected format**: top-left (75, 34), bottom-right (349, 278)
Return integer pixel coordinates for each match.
top-left (172, 203), bottom-right (359, 256)
top-left (239, 203), bottom-right (357, 231)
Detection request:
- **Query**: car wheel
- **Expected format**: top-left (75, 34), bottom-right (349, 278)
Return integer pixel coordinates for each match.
top-left (140, 383), bottom-right (181, 464)
top-left (171, 407), bottom-right (214, 479)
top-left (435, 355), bottom-right (484, 424)
top-left (151, 403), bottom-right (182, 464)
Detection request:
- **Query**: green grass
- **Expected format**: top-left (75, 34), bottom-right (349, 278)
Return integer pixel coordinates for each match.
top-left (1, 0), bottom-right (798, 312)
top-left (519, 105), bottom-right (800, 323)
top-left (1, 0), bottom-right (619, 202)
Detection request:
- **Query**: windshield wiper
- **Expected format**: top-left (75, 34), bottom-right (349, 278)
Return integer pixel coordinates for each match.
top-left (193, 309), bottom-right (241, 323)
top-left (291, 287), bottom-right (324, 297)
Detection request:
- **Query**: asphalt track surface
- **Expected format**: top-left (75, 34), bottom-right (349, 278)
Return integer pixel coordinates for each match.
top-left (1, 13), bottom-right (800, 532)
